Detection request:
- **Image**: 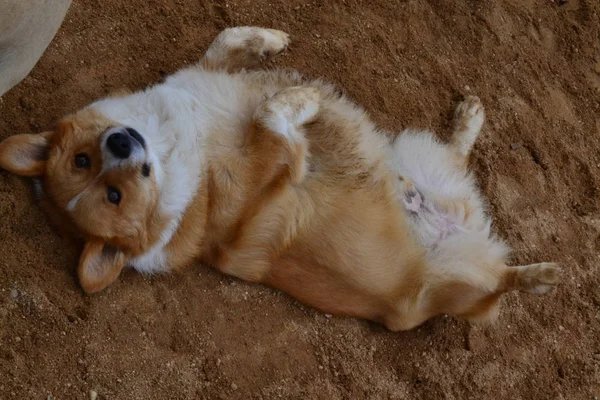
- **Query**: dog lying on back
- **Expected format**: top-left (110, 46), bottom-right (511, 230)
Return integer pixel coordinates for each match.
top-left (0, 27), bottom-right (560, 330)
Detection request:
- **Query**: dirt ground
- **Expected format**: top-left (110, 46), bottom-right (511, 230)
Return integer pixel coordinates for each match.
top-left (0, 0), bottom-right (599, 399)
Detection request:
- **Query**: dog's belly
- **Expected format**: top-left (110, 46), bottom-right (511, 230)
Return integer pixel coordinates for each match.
top-left (401, 187), bottom-right (471, 250)
top-left (387, 131), bottom-right (490, 252)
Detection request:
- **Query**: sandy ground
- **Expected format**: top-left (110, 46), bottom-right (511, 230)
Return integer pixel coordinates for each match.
top-left (1, 0), bottom-right (599, 399)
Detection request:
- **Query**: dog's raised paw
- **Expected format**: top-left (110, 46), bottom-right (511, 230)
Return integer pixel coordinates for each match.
top-left (258, 87), bottom-right (320, 141)
top-left (261, 28), bottom-right (290, 55)
top-left (220, 27), bottom-right (290, 58)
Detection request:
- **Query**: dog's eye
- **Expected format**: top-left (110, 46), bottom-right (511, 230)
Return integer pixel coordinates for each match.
top-left (107, 186), bottom-right (121, 205)
top-left (74, 153), bottom-right (90, 169)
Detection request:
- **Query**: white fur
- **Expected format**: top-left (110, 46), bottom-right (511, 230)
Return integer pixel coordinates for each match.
top-left (66, 188), bottom-right (85, 212)
top-left (204, 27), bottom-right (289, 63)
top-left (387, 129), bottom-right (508, 287)
top-left (452, 96), bottom-right (485, 156)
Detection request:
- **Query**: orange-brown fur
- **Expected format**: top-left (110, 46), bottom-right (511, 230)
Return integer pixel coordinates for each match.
top-left (41, 110), bottom-right (166, 256)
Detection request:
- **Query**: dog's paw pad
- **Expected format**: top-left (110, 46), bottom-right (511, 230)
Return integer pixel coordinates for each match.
top-left (520, 262), bottom-right (561, 295)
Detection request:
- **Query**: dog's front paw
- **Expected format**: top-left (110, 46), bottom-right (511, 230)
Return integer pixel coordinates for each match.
top-left (257, 87), bottom-right (320, 142)
top-left (260, 28), bottom-right (290, 56)
top-left (220, 27), bottom-right (290, 58)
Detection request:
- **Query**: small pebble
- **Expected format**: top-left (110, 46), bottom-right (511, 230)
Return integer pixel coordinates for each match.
top-left (464, 85), bottom-right (471, 91)
top-left (510, 143), bottom-right (522, 150)
top-left (595, 62), bottom-right (600, 74)
top-left (89, 390), bottom-right (98, 400)
top-left (231, 383), bottom-right (238, 391)
top-left (558, 325), bottom-right (565, 331)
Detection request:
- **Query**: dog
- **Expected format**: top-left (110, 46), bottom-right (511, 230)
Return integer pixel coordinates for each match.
top-left (0, 27), bottom-right (560, 330)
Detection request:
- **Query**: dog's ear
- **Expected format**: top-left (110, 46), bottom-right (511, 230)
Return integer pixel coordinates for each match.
top-left (0, 132), bottom-right (53, 177)
top-left (78, 241), bottom-right (127, 294)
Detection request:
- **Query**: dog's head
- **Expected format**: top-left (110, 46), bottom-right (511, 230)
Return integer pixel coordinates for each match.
top-left (0, 107), bottom-right (162, 293)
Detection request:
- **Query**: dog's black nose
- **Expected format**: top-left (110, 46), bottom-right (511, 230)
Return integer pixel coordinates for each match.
top-left (107, 132), bottom-right (132, 159)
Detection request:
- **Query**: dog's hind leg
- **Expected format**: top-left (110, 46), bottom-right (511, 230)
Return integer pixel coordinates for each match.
top-left (450, 96), bottom-right (485, 158)
top-left (199, 27), bottom-right (289, 73)
top-left (422, 261), bottom-right (560, 325)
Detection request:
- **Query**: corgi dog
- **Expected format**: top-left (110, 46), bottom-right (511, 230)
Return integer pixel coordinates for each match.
top-left (0, 27), bottom-right (560, 330)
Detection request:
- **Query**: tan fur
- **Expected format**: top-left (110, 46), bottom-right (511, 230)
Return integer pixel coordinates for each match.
top-left (0, 27), bottom-right (560, 330)
top-left (78, 241), bottom-right (127, 294)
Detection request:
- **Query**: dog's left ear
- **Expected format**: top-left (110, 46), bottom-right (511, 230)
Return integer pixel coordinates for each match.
top-left (0, 131), bottom-right (53, 176)
top-left (78, 241), bottom-right (127, 294)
